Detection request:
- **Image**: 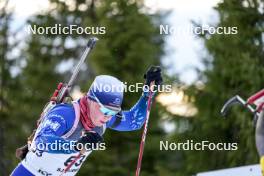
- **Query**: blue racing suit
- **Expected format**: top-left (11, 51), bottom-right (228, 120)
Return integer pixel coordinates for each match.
top-left (11, 94), bottom-right (150, 176)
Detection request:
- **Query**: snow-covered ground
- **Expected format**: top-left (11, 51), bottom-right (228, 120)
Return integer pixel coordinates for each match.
top-left (197, 164), bottom-right (261, 176)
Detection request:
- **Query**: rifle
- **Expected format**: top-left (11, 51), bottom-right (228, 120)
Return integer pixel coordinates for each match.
top-left (16, 37), bottom-right (98, 160)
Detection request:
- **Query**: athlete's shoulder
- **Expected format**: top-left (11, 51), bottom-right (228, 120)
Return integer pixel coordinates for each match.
top-left (45, 103), bottom-right (76, 128)
top-left (51, 103), bottom-right (74, 114)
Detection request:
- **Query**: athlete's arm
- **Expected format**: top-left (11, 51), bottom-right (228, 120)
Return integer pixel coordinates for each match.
top-left (107, 93), bottom-right (150, 131)
top-left (107, 66), bottom-right (162, 131)
top-left (34, 106), bottom-right (77, 154)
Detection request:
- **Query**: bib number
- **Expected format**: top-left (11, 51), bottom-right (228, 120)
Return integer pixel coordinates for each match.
top-left (64, 154), bottom-right (86, 167)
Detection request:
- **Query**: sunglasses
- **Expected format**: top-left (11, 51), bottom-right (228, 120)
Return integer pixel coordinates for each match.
top-left (88, 91), bottom-right (120, 116)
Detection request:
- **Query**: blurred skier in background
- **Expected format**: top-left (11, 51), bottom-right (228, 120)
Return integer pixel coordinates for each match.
top-left (256, 109), bottom-right (264, 176)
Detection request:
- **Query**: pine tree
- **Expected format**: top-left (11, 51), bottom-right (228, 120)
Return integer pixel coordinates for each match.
top-left (0, 0), bottom-right (26, 174)
top-left (172, 0), bottom-right (264, 175)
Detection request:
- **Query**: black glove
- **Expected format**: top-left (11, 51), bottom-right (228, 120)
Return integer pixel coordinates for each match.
top-left (75, 131), bottom-right (103, 151)
top-left (144, 66), bottom-right (163, 86)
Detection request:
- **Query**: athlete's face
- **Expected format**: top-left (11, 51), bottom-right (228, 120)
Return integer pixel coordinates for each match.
top-left (89, 100), bottom-right (113, 127)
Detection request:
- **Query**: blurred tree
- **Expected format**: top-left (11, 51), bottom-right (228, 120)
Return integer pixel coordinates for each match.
top-left (0, 0), bottom-right (26, 174)
top-left (170, 0), bottom-right (264, 175)
top-left (0, 1), bottom-right (12, 174)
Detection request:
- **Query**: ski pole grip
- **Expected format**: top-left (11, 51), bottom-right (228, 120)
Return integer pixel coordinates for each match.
top-left (87, 37), bottom-right (99, 49)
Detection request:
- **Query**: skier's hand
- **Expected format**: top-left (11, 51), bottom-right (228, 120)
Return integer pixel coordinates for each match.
top-left (74, 131), bottom-right (103, 151)
top-left (144, 66), bottom-right (162, 86)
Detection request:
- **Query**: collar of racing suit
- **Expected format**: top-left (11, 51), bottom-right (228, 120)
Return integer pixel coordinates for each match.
top-left (79, 95), bottom-right (96, 130)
